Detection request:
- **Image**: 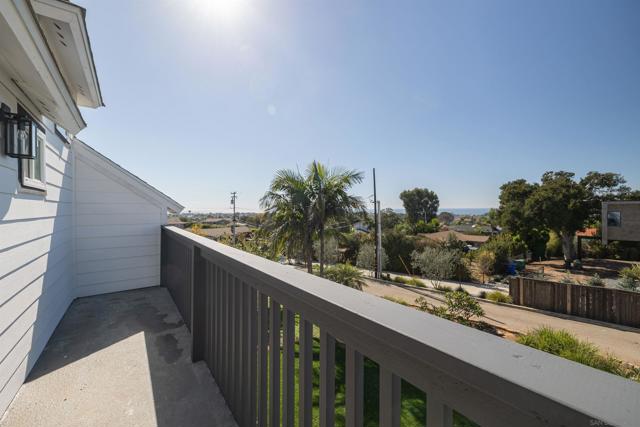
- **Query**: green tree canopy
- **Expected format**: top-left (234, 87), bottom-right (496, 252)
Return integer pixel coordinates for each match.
top-left (399, 188), bottom-right (439, 224)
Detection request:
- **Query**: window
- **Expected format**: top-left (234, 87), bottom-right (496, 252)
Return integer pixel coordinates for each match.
top-left (607, 211), bottom-right (621, 227)
top-left (20, 122), bottom-right (46, 192)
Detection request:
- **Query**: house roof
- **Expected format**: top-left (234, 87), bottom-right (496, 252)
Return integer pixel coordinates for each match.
top-left (419, 230), bottom-right (490, 244)
top-left (576, 228), bottom-right (598, 238)
top-left (74, 139), bottom-right (184, 213)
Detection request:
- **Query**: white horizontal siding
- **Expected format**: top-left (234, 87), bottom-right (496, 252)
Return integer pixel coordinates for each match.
top-left (74, 150), bottom-right (166, 297)
top-left (0, 87), bottom-right (75, 418)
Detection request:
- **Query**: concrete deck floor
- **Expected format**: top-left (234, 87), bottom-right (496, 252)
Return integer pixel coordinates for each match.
top-left (0, 287), bottom-right (237, 427)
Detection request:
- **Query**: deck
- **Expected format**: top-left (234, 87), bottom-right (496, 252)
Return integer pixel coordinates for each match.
top-left (0, 287), bottom-right (237, 427)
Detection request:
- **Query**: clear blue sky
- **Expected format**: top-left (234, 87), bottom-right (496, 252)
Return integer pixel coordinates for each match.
top-left (77, 0), bottom-right (640, 213)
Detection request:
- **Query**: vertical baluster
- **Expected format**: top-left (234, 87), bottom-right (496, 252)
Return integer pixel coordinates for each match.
top-left (426, 394), bottom-right (453, 427)
top-left (298, 318), bottom-right (313, 427)
top-left (248, 286), bottom-right (257, 427)
top-left (258, 293), bottom-right (269, 426)
top-left (379, 367), bottom-right (400, 427)
top-left (346, 346), bottom-right (363, 427)
top-left (269, 300), bottom-right (281, 427)
top-left (282, 309), bottom-right (295, 427)
top-left (222, 271), bottom-right (229, 397)
top-left (320, 329), bottom-right (335, 427)
top-left (229, 275), bottom-right (237, 416)
top-left (236, 280), bottom-right (245, 426)
top-left (215, 266), bottom-right (222, 379)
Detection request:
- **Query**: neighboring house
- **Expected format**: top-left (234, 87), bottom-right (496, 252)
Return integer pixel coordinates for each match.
top-left (0, 0), bottom-right (182, 415)
top-left (602, 201), bottom-right (640, 244)
top-left (419, 230), bottom-right (490, 248)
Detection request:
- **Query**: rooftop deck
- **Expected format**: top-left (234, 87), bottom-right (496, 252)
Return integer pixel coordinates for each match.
top-left (0, 287), bottom-right (237, 427)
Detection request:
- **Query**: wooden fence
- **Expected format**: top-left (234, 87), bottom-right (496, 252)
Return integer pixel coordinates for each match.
top-left (509, 277), bottom-right (640, 328)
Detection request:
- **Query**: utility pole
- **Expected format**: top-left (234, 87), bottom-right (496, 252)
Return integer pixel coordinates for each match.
top-left (372, 168), bottom-right (379, 279)
top-left (230, 192), bottom-right (237, 245)
top-left (376, 200), bottom-right (382, 278)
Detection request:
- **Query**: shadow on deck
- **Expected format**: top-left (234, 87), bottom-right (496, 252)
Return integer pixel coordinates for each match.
top-left (0, 287), bottom-right (237, 427)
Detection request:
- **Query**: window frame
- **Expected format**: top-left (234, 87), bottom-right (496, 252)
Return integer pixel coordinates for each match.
top-left (19, 121), bottom-right (46, 193)
top-left (607, 211), bottom-right (622, 228)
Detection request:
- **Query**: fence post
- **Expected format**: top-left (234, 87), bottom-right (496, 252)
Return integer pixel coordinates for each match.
top-left (566, 283), bottom-right (572, 315)
top-left (519, 276), bottom-right (524, 305)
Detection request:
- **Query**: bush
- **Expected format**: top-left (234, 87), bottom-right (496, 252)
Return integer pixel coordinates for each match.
top-left (411, 247), bottom-right (470, 286)
top-left (480, 233), bottom-right (527, 274)
top-left (618, 276), bottom-right (639, 292)
top-left (517, 327), bottom-right (638, 380)
top-left (417, 291), bottom-right (484, 325)
top-left (433, 282), bottom-right (453, 292)
top-left (559, 274), bottom-right (576, 285)
top-left (620, 264), bottom-right (640, 281)
top-left (356, 242), bottom-right (388, 274)
top-left (322, 264), bottom-right (367, 290)
top-left (478, 291), bottom-right (487, 299)
top-left (546, 231), bottom-right (563, 258)
top-left (476, 250), bottom-right (496, 282)
top-left (486, 291), bottom-right (513, 304)
top-left (382, 229), bottom-right (418, 273)
top-left (584, 273), bottom-right (605, 287)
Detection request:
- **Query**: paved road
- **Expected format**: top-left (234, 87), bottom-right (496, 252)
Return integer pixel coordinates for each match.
top-left (365, 279), bottom-right (640, 365)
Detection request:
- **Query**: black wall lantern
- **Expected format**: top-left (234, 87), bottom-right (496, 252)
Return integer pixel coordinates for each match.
top-left (1, 103), bottom-right (35, 159)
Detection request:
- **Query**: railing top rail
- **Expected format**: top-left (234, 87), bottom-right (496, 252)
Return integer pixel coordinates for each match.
top-left (163, 226), bottom-right (640, 427)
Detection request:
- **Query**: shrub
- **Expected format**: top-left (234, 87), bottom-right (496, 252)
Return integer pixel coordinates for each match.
top-left (585, 273), bottom-right (605, 287)
top-left (620, 264), bottom-right (640, 282)
top-left (486, 291), bottom-right (513, 304)
top-left (417, 291), bottom-right (484, 325)
top-left (411, 247), bottom-right (469, 286)
top-left (480, 233), bottom-right (527, 274)
top-left (476, 250), bottom-right (496, 282)
top-left (618, 276), bottom-right (639, 292)
top-left (406, 277), bottom-right (425, 287)
top-left (517, 327), bottom-right (637, 379)
top-left (322, 264), bottom-right (367, 291)
top-left (356, 243), bottom-right (388, 274)
top-left (382, 229), bottom-right (418, 273)
top-left (546, 231), bottom-right (563, 258)
top-left (478, 291), bottom-right (487, 299)
top-left (433, 282), bottom-right (453, 292)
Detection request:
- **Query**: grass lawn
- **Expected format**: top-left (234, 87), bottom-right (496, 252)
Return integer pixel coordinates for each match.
top-left (270, 316), bottom-right (479, 426)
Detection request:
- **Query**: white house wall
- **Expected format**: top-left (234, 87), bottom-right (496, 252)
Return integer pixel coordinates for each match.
top-left (0, 84), bottom-right (75, 416)
top-left (73, 152), bottom-right (166, 298)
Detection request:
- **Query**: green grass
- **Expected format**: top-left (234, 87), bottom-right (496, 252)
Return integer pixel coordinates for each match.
top-left (382, 295), bottom-right (411, 306)
top-left (270, 316), bottom-right (479, 426)
top-left (517, 327), bottom-right (640, 381)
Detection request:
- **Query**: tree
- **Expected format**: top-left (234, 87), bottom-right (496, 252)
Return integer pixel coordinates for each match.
top-left (411, 247), bottom-right (468, 287)
top-left (356, 242), bottom-right (388, 274)
top-left (525, 172), bottom-right (590, 265)
top-left (314, 236), bottom-right (340, 265)
top-left (399, 188), bottom-right (439, 224)
top-left (382, 229), bottom-right (417, 273)
top-left (437, 211), bottom-right (455, 225)
top-left (380, 208), bottom-right (401, 230)
top-left (308, 161), bottom-right (365, 275)
top-left (496, 179), bottom-right (548, 259)
top-left (260, 168), bottom-right (315, 272)
top-left (476, 251), bottom-right (495, 283)
top-left (580, 172), bottom-right (637, 223)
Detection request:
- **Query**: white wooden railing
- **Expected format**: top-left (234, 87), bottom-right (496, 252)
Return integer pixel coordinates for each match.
top-left (161, 226), bottom-right (640, 427)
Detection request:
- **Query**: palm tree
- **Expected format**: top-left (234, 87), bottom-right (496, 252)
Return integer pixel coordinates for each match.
top-left (308, 161), bottom-right (365, 275)
top-left (260, 168), bottom-right (315, 272)
top-left (261, 162), bottom-right (365, 275)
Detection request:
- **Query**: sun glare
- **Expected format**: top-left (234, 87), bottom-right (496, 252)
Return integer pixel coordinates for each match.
top-left (193, 0), bottom-right (249, 25)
